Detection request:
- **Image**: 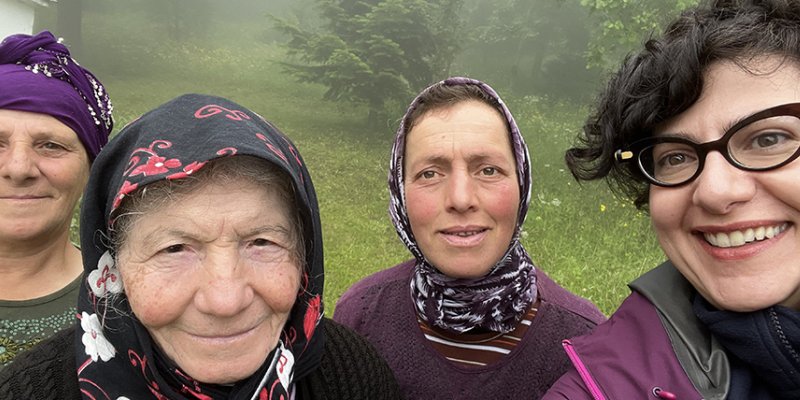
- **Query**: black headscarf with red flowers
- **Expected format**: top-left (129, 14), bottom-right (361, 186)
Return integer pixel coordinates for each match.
top-left (75, 94), bottom-right (324, 399)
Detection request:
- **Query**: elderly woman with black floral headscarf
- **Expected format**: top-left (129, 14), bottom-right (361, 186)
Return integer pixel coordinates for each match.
top-left (0, 31), bottom-right (113, 368)
top-left (0, 94), bottom-right (401, 399)
top-left (334, 77), bottom-right (606, 399)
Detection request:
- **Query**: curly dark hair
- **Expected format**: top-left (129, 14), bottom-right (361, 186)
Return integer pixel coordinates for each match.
top-left (566, 0), bottom-right (800, 209)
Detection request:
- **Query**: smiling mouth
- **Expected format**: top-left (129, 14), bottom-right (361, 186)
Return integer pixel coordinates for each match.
top-left (444, 229), bottom-right (486, 237)
top-left (703, 223), bottom-right (789, 248)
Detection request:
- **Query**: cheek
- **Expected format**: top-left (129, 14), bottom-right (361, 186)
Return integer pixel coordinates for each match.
top-left (649, 187), bottom-right (686, 236)
top-left (121, 265), bottom-right (189, 328)
top-left (45, 158), bottom-right (89, 192)
top-left (762, 167), bottom-right (800, 212)
top-left (405, 188), bottom-right (438, 230)
top-left (487, 183), bottom-right (520, 226)
top-left (256, 265), bottom-right (302, 313)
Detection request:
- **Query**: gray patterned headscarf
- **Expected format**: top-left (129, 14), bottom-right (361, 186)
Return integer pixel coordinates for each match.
top-left (388, 77), bottom-right (536, 334)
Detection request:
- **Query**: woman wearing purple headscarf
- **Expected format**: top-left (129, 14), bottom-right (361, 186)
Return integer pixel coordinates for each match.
top-left (0, 31), bottom-right (113, 368)
top-left (334, 77), bottom-right (606, 399)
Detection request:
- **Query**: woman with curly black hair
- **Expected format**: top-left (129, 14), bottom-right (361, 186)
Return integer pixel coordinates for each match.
top-left (544, 0), bottom-right (800, 399)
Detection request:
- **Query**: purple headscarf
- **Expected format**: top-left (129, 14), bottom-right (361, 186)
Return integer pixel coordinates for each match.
top-left (388, 77), bottom-right (537, 334)
top-left (0, 31), bottom-right (113, 160)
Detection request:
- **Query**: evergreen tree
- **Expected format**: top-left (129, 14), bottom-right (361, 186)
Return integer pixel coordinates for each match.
top-left (272, 0), bottom-right (464, 127)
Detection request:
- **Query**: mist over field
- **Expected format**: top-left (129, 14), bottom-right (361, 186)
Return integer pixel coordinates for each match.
top-left (26, 0), bottom-right (694, 314)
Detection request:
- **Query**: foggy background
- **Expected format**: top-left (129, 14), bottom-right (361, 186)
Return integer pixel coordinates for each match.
top-left (28, 0), bottom-right (695, 126)
top-left (8, 0), bottom-right (695, 313)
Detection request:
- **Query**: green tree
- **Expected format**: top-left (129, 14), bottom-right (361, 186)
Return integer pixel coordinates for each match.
top-left (272, 0), bottom-right (465, 127)
top-left (581, 0), bottom-right (699, 70)
top-left (457, 0), bottom-right (598, 99)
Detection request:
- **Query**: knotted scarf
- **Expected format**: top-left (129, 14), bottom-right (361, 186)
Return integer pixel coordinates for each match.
top-left (388, 77), bottom-right (537, 334)
top-left (0, 31), bottom-right (113, 159)
top-left (75, 94), bottom-right (324, 399)
top-left (694, 295), bottom-right (800, 399)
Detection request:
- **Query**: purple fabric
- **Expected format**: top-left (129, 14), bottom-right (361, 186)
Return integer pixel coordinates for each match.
top-left (0, 31), bottom-right (113, 159)
top-left (334, 260), bottom-right (605, 400)
top-left (388, 77), bottom-right (537, 334)
top-left (543, 292), bottom-right (702, 400)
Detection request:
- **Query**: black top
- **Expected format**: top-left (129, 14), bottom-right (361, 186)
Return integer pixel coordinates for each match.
top-left (0, 318), bottom-right (402, 400)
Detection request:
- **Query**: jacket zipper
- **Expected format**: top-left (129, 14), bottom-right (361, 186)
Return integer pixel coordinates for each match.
top-left (562, 339), bottom-right (607, 400)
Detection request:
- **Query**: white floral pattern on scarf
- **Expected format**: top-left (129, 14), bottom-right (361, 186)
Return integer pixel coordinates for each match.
top-left (81, 312), bottom-right (116, 362)
top-left (87, 251), bottom-right (123, 297)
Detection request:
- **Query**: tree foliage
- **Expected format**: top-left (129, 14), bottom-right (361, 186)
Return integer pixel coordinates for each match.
top-left (457, 0), bottom-right (598, 99)
top-left (580, 0), bottom-right (699, 70)
top-left (272, 0), bottom-right (465, 127)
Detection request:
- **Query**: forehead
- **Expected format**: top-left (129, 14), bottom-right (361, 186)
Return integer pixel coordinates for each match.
top-left (404, 100), bottom-right (512, 159)
top-left (655, 58), bottom-right (800, 139)
top-left (0, 109), bottom-right (78, 138)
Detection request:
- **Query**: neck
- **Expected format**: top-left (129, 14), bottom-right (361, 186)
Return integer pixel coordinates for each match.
top-left (0, 231), bottom-right (83, 300)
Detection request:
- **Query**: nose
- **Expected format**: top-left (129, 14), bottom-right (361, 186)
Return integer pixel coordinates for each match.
top-left (445, 169), bottom-right (478, 213)
top-left (0, 142), bottom-right (40, 183)
top-left (692, 152), bottom-right (756, 214)
top-left (194, 250), bottom-right (255, 317)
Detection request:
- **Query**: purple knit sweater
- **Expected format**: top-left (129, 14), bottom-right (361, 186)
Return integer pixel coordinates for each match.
top-left (333, 260), bottom-right (606, 400)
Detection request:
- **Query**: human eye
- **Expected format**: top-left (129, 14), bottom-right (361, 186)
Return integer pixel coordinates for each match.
top-left (249, 238), bottom-right (276, 248)
top-left (161, 243), bottom-right (188, 254)
top-left (481, 166), bottom-right (497, 176)
top-left (649, 142), bottom-right (697, 179)
top-left (417, 170), bottom-right (439, 180)
top-left (748, 131), bottom-right (792, 150)
top-left (38, 141), bottom-right (69, 155)
top-left (245, 235), bottom-right (291, 264)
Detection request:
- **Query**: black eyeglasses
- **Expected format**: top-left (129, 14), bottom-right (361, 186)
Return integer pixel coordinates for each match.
top-left (614, 102), bottom-right (800, 187)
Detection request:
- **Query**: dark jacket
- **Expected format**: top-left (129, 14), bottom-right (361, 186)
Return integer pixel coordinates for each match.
top-left (543, 262), bottom-right (731, 400)
top-left (0, 318), bottom-right (402, 400)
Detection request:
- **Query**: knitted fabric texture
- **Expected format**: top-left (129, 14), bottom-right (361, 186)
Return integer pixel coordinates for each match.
top-left (334, 261), bottom-right (606, 400)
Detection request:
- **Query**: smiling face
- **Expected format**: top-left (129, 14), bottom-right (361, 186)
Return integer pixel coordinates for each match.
top-left (404, 100), bottom-right (519, 279)
top-left (0, 109), bottom-right (89, 245)
top-left (117, 176), bottom-right (301, 384)
top-left (650, 57), bottom-right (800, 311)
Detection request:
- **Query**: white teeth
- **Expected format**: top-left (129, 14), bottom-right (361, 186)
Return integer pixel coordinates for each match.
top-left (453, 231), bottom-right (478, 237)
top-left (703, 223), bottom-right (788, 248)
top-left (728, 231), bottom-right (744, 247)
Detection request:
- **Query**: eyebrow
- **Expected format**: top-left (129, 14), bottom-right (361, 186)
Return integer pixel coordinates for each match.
top-left (138, 224), bottom-right (291, 246)
top-left (655, 111), bottom-right (757, 140)
top-left (410, 152), bottom-right (506, 167)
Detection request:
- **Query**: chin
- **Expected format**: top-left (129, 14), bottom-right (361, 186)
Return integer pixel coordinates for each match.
top-left (191, 364), bottom-right (260, 385)
top-left (706, 292), bottom-right (784, 313)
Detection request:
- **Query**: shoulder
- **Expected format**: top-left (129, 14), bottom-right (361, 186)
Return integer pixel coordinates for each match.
top-left (297, 318), bottom-right (402, 400)
top-left (546, 292), bottom-right (699, 399)
top-left (333, 260), bottom-right (414, 328)
top-left (0, 326), bottom-right (78, 399)
top-left (338, 261), bottom-right (414, 301)
top-left (536, 270), bottom-right (606, 325)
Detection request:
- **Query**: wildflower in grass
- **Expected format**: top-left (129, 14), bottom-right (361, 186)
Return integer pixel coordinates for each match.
top-left (600, 204), bottom-right (606, 212)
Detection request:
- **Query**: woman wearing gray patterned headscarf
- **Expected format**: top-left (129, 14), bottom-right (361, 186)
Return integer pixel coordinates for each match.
top-left (334, 77), bottom-right (605, 399)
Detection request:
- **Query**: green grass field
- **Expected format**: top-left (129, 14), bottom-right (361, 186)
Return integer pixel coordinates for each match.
top-left (76, 15), bottom-right (665, 316)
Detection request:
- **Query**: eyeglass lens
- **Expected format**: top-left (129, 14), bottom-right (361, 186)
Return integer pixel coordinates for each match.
top-left (639, 114), bottom-right (800, 185)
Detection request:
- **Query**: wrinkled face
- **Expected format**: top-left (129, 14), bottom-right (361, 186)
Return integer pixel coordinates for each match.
top-left (0, 109), bottom-right (89, 245)
top-left (117, 178), bottom-right (301, 384)
top-left (404, 100), bottom-right (519, 279)
top-left (650, 58), bottom-right (800, 311)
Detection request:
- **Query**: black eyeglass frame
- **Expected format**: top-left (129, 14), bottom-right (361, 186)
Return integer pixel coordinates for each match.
top-left (614, 102), bottom-right (800, 187)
